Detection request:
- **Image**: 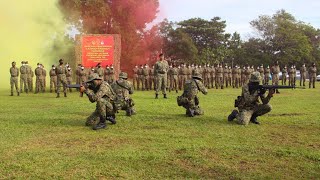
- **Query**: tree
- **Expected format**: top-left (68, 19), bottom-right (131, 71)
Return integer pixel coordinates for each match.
top-left (58, 0), bottom-right (159, 70)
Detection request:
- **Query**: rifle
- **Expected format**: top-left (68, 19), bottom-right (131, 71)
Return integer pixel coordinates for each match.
top-left (249, 85), bottom-right (295, 96)
top-left (67, 82), bottom-right (93, 97)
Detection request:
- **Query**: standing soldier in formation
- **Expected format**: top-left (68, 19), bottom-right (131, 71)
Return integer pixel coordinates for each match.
top-left (50, 65), bottom-right (57, 93)
top-left (232, 65), bottom-right (240, 88)
top-left (88, 67), bottom-right (95, 75)
top-left (66, 65), bottom-right (73, 92)
top-left (56, 59), bottom-right (68, 98)
top-left (216, 64), bottom-right (224, 89)
top-left (108, 65), bottom-right (115, 84)
top-left (149, 65), bottom-right (156, 90)
top-left (94, 63), bottom-right (104, 80)
top-left (142, 64), bottom-right (150, 91)
top-left (20, 61), bottom-right (28, 93)
top-left (154, 54), bottom-right (169, 99)
top-left (25, 61), bottom-right (33, 92)
top-left (10, 61), bottom-right (19, 96)
top-left (241, 66), bottom-right (246, 86)
top-left (41, 64), bottom-right (46, 92)
top-left (210, 64), bottom-right (216, 89)
top-left (187, 65), bottom-right (193, 80)
top-left (228, 66), bottom-right (232, 87)
top-left (203, 64), bottom-right (210, 88)
top-left (112, 72), bottom-right (136, 116)
top-left (288, 66), bottom-right (295, 86)
top-left (281, 66), bottom-right (288, 85)
top-left (264, 65), bottom-right (270, 85)
top-left (293, 65), bottom-right (297, 86)
top-left (133, 65), bottom-right (139, 90)
top-left (223, 65), bottom-right (229, 88)
top-left (300, 63), bottom-right (307, 87)
top-left (169, 64), bottom-right (179, 93)
top-left (104, 65), bottom-right (109, 83)
top-left (271, 61), bottom-right (280, 93)
top-left (75, 64), bottom-right (81, 85)
top-left (34, 63), bottom-right (43, 93)
top-left (258, 65), bottom-right (264, 85)
top-left (180, 64), bottom-right (188, 90)
top-left (228, 72), bottom-right (274, 125)
top-left (308, 62), bottom-right (317, 88)
top-left (137, 65), bottom-right (144, 90)
top-left (244, 65), bottom-right (251, 84)
top-left (79, 66), bottom-right (87, 83)
top-left (177, 70), bottom-right (208, 117)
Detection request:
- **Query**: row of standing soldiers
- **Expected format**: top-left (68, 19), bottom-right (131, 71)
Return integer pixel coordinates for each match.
top-left (132, 62), bottom-right (317, 91)
top-left (75, 63), bottom-right (115, 85)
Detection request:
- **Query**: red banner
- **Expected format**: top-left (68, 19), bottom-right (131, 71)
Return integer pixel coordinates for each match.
top-left (82, 35), bottom-right (114, 68)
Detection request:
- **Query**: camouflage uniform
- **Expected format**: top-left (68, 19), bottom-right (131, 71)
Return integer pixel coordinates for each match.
top-left (66, 68), bottom-right (73, 92)
top-left (281, 67), bottom-right (288, 85)
top-left (216, 65), bottom-right (224, 89)
top-left (42, 66), bottom-right (47, 91)
top-left (264, 66), bottom-right (270, 85)
top-left (95, 66), bottom-right (105, 80)
top-left (177, 70), bottom-right (208, 117)
top-left (288, 67), bottom-right (294, 86)
top-left (149, 66), bottom-right (156, 90)
top-left (20, 62), bottom-right (28, 93)
top-left (34, 66), bottom-right (44, 93)
top-left (79, 68), bottom-right (87, 83)
top-left (137, 66), bottom-right (144, 90)
top-left (154, 57), bottom-right (169, 98)
top-left (111, 72), bottom-right (136, 116)
top-left (271, 64), bottom-right (280, 86)
top-left (142, 65), bottom-right (150, 91)
top-left (210, 66), bottom-right (216, 88)
top-left (228, 72), bottom-right (273, 125)
top-left (84, 73), bottom-right (116, 130)
top-left (56, 60), bottom-right (68, 97)
top-left (308, 64), bottom-right (317, 88)
top-left (258, 66), bottom-right (264, 85)
top-left (169, 66), bottom-right (179, 93)
top-left (300, 65), bottom-right (307, 87)
top-left (49, 66), bottom-right (57, 93)
top-left (107, 66), bottom-right (115, 84)
top-left (25, 62), bottom-right (33, 92)
top-left (10, 62), bottom-right (19, 96)
top-left (133, 66), bottom-right (139, 90)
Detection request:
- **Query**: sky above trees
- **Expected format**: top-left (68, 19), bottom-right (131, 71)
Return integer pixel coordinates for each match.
top-left (157, 0), bottom-right (320, 38)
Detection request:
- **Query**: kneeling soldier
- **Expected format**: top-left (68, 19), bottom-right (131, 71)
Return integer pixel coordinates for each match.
top-left (80, 73), bottom-right (116, 130)
top-left (228, 72), bottom-right (275, 125)
top-left (177, 70), bottom-right (208, 117)
top-left (111, 72), bottom-right (136, 116)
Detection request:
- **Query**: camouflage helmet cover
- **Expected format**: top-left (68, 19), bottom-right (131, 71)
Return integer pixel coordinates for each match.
top-left (86, 73), bottom-right (102, 83)
top-left (192, 69), bottom-right (202, 80)
top-left (119, 72), bottom-right (128, 79)
top-left (250, 72), bottom-right (261, 83)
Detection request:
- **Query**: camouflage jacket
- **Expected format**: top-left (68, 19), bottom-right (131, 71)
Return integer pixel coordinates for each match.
top-left (155, 60), bottom-right (169, 75)
top-left (10, 67), bottom-right (19, 77)
top-left (111, 79), bottom-right (133, 100)
top-left (85, 82), bottom-right (115, 103)
top-left (183, 79), bottom-right (208, 99)
top-left (238, 84), bottom-right (271, 110)
top-left (95, 67), bottom-right (104, 78)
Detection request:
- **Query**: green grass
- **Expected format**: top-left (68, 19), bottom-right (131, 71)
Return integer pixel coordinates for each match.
top-left (0, 84), bottom-right (320, 179)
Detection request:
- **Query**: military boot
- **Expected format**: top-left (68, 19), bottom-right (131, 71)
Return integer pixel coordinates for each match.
top-left (56, 93), bottom-right (60, 98)
top-left (155, 94), bottom-right (158, 99)
top-left (126, 109), bottom-right (132, 116)
top-left (276, 89), bottom-right (280, 94)
top-left (164, 94), bottom-right (167, 99)
top-left (228, 110), bottom-right (238, 121)
top-left (93, 122), bottom-right (106, 130)
top-left (64, 93), bottom-right (67, 97)
top-left (106, 115), bottom-right (116, 124)
top-left (186, 108), bottom-right (195, 117)
top-left (10, 92), bottom-right (13, 96)
top-left (17, 92), bottom-right (20, 96)
top-left (250, 114), bottom-right (260, 125)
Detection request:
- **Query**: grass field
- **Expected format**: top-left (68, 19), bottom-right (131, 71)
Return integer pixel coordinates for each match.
top-left (0, 84), bottom-right (320, 179)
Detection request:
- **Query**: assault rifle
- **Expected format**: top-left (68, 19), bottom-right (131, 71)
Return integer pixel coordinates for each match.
top-left (67, 82), bottom-right (93, 97)
top-left (249, 85), bottom-right (295, 96)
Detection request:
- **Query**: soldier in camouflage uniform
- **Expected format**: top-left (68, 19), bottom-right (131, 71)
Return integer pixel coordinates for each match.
top-left (258, 65), bottom-right (264, 85)
top-left (281, 66), bottom-right (288, 85)
top-left (10, 61), bottom-right (20, 96)
top-left (288, 66), bottom-right (294, 86)
top-left (34, 63), bottom-right (44, 93)
top-left (155, 54), bottom-right (169, 98)
top-left (108, 65), bottom-right (115, 84)
top-left (149, 65), bottom-right (156, 90)
top-left (264, 65), bottom-right (270, 85)
top-left (137, 65), bottom-right (144, 90)
top-left (20, 61), bottom-right (28, 93)
top-left (133, 65), bottom-right (139, 90)
top-left (49, 65), bottom-right (57, 93)
top-left (41, 64), bottom-right (46, 92)
top-left (177, 70), bottom-right (208, 117)
top-left (25, 61), bottom-right (33, 92)
top-left (228, 72), bottom-right (274, 125)
top-left (216, 64), bottom-right (224, 89)
top-left (80, 73), bottom-right (116, 130)
top-left (300, 63), bottom-right (307, 87)
top-left (111, 72), bottom-right (136, 116)
top-left (56, 59), bottom-right (68, 98)
top-left (169, 64), bottom-right (179, 93)
top-left (75, 64), bottom-right (81, 86)
top-left (271, 61), bottom-right (280, 93)
top-left (142, 64), bottom-right (150, 91)
top-left (66, 66), bottom-right (73, 92)
top-left (94, 63), bottom-right (104, 80)
top-left (210, 65), bottom-right (216, 88)
top-left (308, 62), bottom-right (317, 88)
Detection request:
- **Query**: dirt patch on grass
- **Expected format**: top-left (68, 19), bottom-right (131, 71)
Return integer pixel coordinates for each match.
top-left (267, 113), bottom-right (306, 117)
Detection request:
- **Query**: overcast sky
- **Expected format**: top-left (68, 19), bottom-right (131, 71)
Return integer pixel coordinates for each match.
top-left (156, 0), bottom-right (320, 39)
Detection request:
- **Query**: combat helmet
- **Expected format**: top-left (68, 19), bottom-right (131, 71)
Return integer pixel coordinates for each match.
top-left (119, 72), bottom-right (128, 79)
top-left (192, 69), bottom-right (202, 80)
top-left (86, 73), bottom-right (102, 83)
top-left (249, 72), bottom-right (261, 83)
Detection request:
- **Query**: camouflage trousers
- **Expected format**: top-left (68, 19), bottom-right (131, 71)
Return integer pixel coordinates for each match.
top-left (272, 74), bottom-right (279, 85)
top-left (50, 76), bottom-right (57, 92)
top-left (20, 74), bottom-right (28, 93)
top-left (10, 77), bottom-right (19, 94)
top-left (86, 98), bottom-right (115, 126)
top-left (236, 104), bottom-right (272, 125)
top-left (35, 77), bottom-right (44, 93)
top-left (57, 74), bottom-right (68, 94)
top-left (156, 74), bottom-right (167, 95)
top-left (67, 77), bottom-right (72, 92)
top-left (114, 98), bottom-right (136, 116)
top-left (27, 76), bottom-right (33, 92)
top-left (181, 96), bottom-right (204, 116)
